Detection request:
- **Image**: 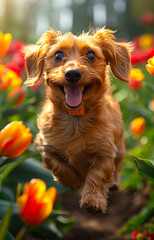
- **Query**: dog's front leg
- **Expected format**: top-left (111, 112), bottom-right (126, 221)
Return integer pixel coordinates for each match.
top-left (80, 157), bottom-right (114, 214)
top-left (36, 134), bottom-right (82, 189)
top-left (43, 156), bottom-right (82, 190)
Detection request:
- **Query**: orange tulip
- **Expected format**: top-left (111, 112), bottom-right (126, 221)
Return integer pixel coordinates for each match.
top-left (17, 179), bottom-right (56, 226)
top-left (130, 117), bottom-right (146, 136)
top-left (0, 64), bottom-right (5, 76)
top-left (0, 69), bottom-right (22, 91)
top-left (146, 56), bottom-right (154, 76)
top-left (129, 68), bottom-right (144, 90)
top-left (0, 121), bottom-right (32, 158)
top-left (7, 86), bottom-right (26, 106)
top-left (149, 99), bottom-right (154, 111)
top-left (0, 32), bottom-right (12, 58)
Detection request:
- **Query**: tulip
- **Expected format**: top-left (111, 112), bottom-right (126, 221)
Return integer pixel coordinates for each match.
top-left (0, 32), bottom-right (12, 58)
top-left (149, 99), bottom-right (154, 111)
top-left (0, 121), bottom-right (32, 158)
top-left (7, 86), bottom-right (26, 106)
top-left (6, 61), bottom-right (20, 75)
top-left (142, 230), bottom-right (147, 235)
top-left (17, 179), bottom-right (56, 226)
top-left (141, 12), bottom-right (154, 25)
top-left (7, 40), bottom-right (24, 55)
top-left (146, 56), bottom-right (154, 76)
top-left (130, 117), bottom-right (146, 136)
top-left (0, 64), bottom-right (5, 76)
top-left (129, 68), bottom-right (144, 90)
top-left (13, 51), bottom-right (25, 69)
top-left (132, 231), bottom-right (138, 240)
top-left (139, 34), bottom-right (153, 49)
top-left (131, 48), bottom-right (154, 65)
top-left (0, 69), bottom-right (22, 91)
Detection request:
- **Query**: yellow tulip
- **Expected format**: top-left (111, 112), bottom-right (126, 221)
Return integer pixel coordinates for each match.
top-left (146, 56), bottom-right (154, 76)
top-left (0, 70), bottom-right (22, 91)
top-left (139, 34), bottom-right (153, 48)
top-left (0, 121), bottom-right (32, 158)
top-left (129, 68), bottom-right (145, 90)
top-left (0, 32), bottom-right (12, 58)
top-left (17, 179), bottom-right (56, 226)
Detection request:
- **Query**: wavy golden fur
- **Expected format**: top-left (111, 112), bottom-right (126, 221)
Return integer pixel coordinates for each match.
top-left (25, 27), bottom-right (131, 214)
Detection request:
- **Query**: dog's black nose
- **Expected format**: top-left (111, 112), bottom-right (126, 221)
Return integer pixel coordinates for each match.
top-left (65, 69), bottom-right (81, 84)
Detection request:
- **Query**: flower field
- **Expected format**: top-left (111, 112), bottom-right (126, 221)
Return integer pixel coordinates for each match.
top-left (0, 31), bottom-right (154, 240)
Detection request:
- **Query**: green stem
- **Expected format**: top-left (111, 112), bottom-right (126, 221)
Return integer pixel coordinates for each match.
top-left (15, 226), bottom-right (28, 240)
top-left (0, 151), bottom-right (39, 184)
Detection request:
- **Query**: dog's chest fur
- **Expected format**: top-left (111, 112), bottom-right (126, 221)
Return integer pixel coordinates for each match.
top-left (38, 101), bottom-right (119, 174)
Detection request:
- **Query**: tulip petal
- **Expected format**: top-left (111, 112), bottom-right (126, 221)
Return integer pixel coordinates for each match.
top-left (28, 179), bottom-right (46, 200)
top-left (5, 131), bottom-right (32, 158)
top-left (0, 121), bottom-right (22, 150)
top-left (17, 193), bottom-right (28, 210)
top-left (44, 187), bottom-right (56, 204)
top-left (0, 121), bottom-right (32, 158)
top-left (148, 56), bottom-right (154, 66)
top-left (146, 64), bottom-right (154, 76)
top-left (17, 179), bottom-right (56, 226)
top-left (0, 32), bottom-right (12, 58)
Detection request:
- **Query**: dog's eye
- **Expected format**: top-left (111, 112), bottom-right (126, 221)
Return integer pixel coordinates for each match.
top-left (54, 51), bottom-right (64, 62)
top-left (87, 51), bottom-right (96, 62)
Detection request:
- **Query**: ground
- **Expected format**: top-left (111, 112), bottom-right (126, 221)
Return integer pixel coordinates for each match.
top-left (60, 189), bottom-right (146, 240)
top-left (26, 189), bottom-right (146, 240)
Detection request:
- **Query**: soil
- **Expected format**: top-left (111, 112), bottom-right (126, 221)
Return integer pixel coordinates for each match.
top-left (60, 189), bottom-right (146, 240)
top-left (26, 189), bottom-right (146, 240)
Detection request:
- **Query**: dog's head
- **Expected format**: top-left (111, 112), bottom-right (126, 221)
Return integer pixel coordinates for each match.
top-left (25, 27), bottom-right (131, 114)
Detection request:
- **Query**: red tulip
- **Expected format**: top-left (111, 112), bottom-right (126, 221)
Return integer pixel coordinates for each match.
top-left (141, 12), bottom-right (154, 25)
top-left (7, 40), bottom-right (24, 55)
top-left (6, 62), bottom-right (20, 75)
top-left (17, 179), bottom-right (56, 226)
top-left (7, 86), bottom-right (26, 106)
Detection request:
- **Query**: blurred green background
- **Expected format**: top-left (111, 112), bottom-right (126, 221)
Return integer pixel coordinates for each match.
top-left (0, 0), bottom-right (154, 43)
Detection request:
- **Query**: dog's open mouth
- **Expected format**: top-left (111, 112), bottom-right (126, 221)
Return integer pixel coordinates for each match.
top-left (59, 85), bottom-right (91, 108)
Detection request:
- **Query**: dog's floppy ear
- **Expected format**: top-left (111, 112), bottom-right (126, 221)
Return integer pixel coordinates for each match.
top-left (25, 28), bottom-right (58, 86)
top-left (94, 28), bottom-right (131, 83)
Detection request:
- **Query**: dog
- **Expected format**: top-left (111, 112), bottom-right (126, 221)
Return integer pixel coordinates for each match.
top-left (25, 27), bottom-right (131, 214)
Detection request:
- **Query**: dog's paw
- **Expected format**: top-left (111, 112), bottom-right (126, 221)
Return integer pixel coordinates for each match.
top-left (80, 191), bottom-right (107, 214)
top-left (82, 204), bottom-right (102, 215)
top-left (109, 183), bottom-right (119, 192)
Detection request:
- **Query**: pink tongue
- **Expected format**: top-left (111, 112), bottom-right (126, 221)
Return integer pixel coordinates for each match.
top-left (66, 85), bottom-right (82, 108)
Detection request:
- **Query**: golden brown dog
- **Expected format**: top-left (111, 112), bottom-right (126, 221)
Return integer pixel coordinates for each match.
top-left (25, 27), bottom-right (131, 214)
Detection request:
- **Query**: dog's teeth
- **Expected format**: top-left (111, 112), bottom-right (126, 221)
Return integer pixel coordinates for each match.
top-left (64, 86), bottom-right (67, 94)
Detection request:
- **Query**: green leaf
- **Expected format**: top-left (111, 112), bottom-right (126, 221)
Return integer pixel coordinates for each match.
top-left (120, 205), bottom-right (154, 234)
top-left (56, 216), bottom-right (74, 232)
top-left (4, 232), bottom-right (14, 240)
top-left (51, 209), bottom-right (70, 217)
top-left (130, 155), bottom-right (154, 182)
top-left (33, 221), bottom-right (63, 239)
top-left (0, 200), bottom-right (23, 235)
top-left (0, 152), bottom-right (38, 184)
top-left (9, 157), bottom-right (66, 193)
top-left (0, 204), bottom-right (13, 240)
